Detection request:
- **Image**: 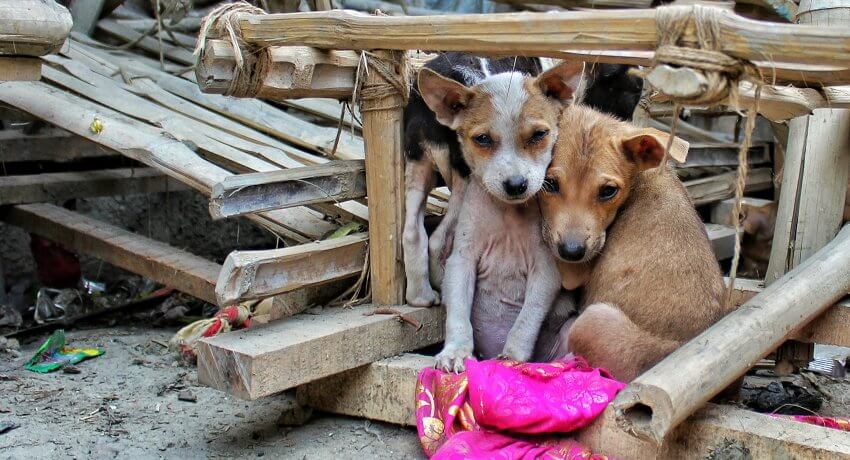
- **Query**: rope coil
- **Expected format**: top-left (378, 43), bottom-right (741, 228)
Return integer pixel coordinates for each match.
top-left (354, 50), bottom-right (411, 113)
top-left (194, 1), bottom-right (271, 98)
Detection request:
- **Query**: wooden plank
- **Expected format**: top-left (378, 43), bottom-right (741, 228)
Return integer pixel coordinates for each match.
top-left (360, 50), bottom-right (406, 305)
top-left (216, 233), bottom-right (369, 305)
top-left (710, 197), bottom-right (773, 226)
top-left (0, 0), bottom-right (72, 56)
top-left (706, 223), bottom-right (738, 260)
top-left (298, 353), bottom-right (433, 426)
top-left (196, 304), bottom-right (445, 399)
top-left (0, 168), bottom-right (186, 205)
top-left (2, 203), bottom-right (220, 304)
top-left (0, 57), bottom-right (41, 82)
top-left (684, 168), bottom-right (773, 206)
top-left (678, 142), bottom-right (771, 169)
top-left (297, 353), bottom-right (850, 459)
top-left (210, 160), bottom-right (366, 219)
top-left (235, 8), bottom-right (850, 71)
top-left (729, 278), bottom-right (850, 348)
top-left (96, 18), bottom-right (194, 65)
top-left (0, 127), bottom-right (115, 162)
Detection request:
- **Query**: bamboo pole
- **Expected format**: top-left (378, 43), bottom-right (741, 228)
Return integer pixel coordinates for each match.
top-left (232, 8), bottom-right (850, 68)
top-left (611, 224), bottom-right (850, 444)
top-left (360, 50), bottom-right (406, 305)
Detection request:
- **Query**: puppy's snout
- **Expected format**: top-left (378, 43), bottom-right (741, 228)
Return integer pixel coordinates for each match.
top-left (558, 239), bottom-right (586, 261)
top-left (502, 176), bottom-right (528, 197)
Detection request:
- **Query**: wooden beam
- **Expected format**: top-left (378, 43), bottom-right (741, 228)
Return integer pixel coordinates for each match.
top-left (710, 197), bottom-right (773, 226)
top-left (0, 0), bottom-right (72, 56)
top-left (298, 353), bottom-right (434, 426)
top-left (0, 168), bottom-right (186, 206)
top-left (2, 203), bottom-right (220, 304)
top-left (216, 233), bottom-right (368, 305)
top-left (684, 168), bottom-right (773, 206)
top-left (196, 304), bottom-right (445, 399)
top-left (69, 0), bottom-right (105, 36)
top-left (0, 127), bottom-right (116, 162)
top-left (0, 57), bottom-right (41, 82)
top-left (209, 160), bottom-right (366, 219)
top-left (612, 224), bottom-right (850, 444)
top-left (196, 41), bottom-right (359, 99)
top-left (297, 353), bottom-right (850, 458)
top-left (361, 50), bottom-right (406, 305)
top-left (234, 8), bottom-right (850, 71)
top-left (706, 223), bottom-right (738, 260)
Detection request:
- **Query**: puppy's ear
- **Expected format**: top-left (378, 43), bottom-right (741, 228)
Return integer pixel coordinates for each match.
top-left (621, 128), bottom-right (689, 170)
top-left (417, 68), bottom-right (474, 128)
top-left (535, 60), bottom-right (584, 103)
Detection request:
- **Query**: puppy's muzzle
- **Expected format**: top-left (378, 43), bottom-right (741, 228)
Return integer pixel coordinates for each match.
top-left (502, 176), bottom-right (529, 198)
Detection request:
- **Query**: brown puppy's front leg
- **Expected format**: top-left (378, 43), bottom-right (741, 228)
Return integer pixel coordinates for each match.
top-left (566, 303), bottom-right (680, 382)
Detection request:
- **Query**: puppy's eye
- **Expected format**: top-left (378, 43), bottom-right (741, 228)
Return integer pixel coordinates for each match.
top-left (472, 133), bottom-right (493, 147)
top-left (542, 177), bottom-right (559, 193)
top-left (598, 185), bottom-right (619, 201)
top-left (527, 129), bottom-right (549, 145)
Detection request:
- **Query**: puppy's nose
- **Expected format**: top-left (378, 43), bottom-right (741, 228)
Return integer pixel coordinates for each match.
top-left (558, 240), bottom-right (586, 261)
top-left (502, 176), bottom-right (528, 197)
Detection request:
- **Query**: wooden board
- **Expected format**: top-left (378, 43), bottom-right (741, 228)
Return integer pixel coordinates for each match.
top-left (0, 57), bottom-right (41, 81)
top-left (297, 353), bottom-right (850, 458)
top-left (209, 160), bottom-right (366, 219)
top-left (706, 223), bottom-right (738, 260)
top-left (684, 168), bottom-right (773, 206)
top-left (2, 203), bottom-right (220, 304)
top-left (0, 168), bottom-right (186, 206)
top-left (196, 304), bottom-right (445, 399)
top-left (216, 233), bottom-right (369, 305)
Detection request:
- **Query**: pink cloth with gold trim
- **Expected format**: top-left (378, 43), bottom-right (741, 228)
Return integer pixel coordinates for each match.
top-left (416, 356), bottom-right (625, 459)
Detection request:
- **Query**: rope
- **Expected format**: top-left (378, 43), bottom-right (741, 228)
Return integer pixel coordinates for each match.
top-left (646, 5), bottom-right (765, 310)
top-left (354, 50), bottom-right (411, 113)
top-left (650, 5), bottom-right (757, 106)
top-left (194, 1), bottom-right (271, 98)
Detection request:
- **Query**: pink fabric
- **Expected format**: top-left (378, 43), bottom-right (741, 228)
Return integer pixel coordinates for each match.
top-left (416, 356), bottom-right (625, 459)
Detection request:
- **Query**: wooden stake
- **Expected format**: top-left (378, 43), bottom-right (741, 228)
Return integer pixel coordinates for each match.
top-left (611, 224), bottom-right (850, 444)
top-left (360, 50), bottom-right (406, 305)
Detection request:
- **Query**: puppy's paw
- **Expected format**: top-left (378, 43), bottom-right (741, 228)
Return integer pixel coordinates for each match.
top-left (499, 343), bottom-right (532, 363)
top-left (406, 284), bottom-right (441, 308)
top-left (435, 343), bottom-right (473, 373)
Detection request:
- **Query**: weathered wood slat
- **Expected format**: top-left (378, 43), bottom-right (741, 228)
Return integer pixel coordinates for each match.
top-left (210, 160), bottom-right (366, 219)
top-left (196, 304), bottom-right (445, 399)
top-left (0, 127), bottom-right (115, 162)
top-left (216, 233), bottom-right (369, 305)
top-left (0, 57), bottom-right (42, 82)
top-left (2, 203), bottom-right (220, 304)
top-left (684, 168), bottom-right (773, 206)
top-left (0, 168), bottom-right (186, 206)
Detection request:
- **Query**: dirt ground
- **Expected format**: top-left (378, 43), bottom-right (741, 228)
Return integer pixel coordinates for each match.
top-left (0, 326), bottom-right (425, 460)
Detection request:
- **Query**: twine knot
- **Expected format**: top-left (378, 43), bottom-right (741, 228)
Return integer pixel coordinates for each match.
top-left (354, 50), bottom-right (411, 113)
top-left (647, 5), bottom-right (756, 106)
top-left (194, 1), bottom-right (270, 98)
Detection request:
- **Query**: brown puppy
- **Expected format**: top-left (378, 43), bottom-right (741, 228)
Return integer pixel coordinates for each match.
top-left (539, 104), bottom-right (727, 382)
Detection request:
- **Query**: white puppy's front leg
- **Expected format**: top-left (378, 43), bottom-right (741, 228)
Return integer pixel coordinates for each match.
top-left (501, 250), bottom-right (561, 362)
top-left (434, 232), bottom-right (477, 373)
